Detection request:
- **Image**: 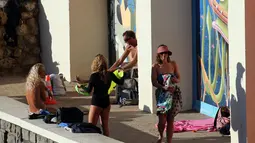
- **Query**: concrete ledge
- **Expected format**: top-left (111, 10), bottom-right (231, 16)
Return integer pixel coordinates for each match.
top-left (0, 96), bottom-right (123, 143)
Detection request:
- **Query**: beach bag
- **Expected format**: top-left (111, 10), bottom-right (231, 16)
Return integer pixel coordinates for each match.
top-left (219, 123), bottom-right (230, 135)
top-left (118, 78), bottom-right (138, 106)
top-left (214, 106), bottom-right (230, 131)
top-left (56, 107), bottom-right (84, 124)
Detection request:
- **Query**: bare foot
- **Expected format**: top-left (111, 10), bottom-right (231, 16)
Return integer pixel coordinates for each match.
top-left (75, 75), bottom-right (81, 82)
top-left (157, 137), bottom-right (163, 143)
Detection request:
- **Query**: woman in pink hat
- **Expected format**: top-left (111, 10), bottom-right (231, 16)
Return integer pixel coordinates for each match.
top-left (151, 44), bottom-right (182, 143)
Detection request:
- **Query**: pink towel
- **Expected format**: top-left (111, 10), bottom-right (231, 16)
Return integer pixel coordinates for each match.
top-left (155, 118), bottom-right (216, 133)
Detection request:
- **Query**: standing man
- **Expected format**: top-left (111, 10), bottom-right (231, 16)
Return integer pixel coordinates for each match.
top-left (109, 30), bottom-right (138, 106)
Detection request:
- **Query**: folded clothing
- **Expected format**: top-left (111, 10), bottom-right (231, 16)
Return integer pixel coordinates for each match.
top-left (58, 122), bottom-right (69, 128)
top-left (68, 123), bottom-right (102, 134)
top-left (58, 122), bottom-right (102, 134)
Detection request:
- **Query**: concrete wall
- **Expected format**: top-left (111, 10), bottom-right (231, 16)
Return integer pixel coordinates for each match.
top-left (0, 96), bottom-right (122, 143)
top-left (39, 0), bottom-right (108, 81)
top-left (151, 0), bottom-right (193, 111)
top-left (69, 0), bottom-right (108, 80)
top-left (39, 0), bottom-right (71, 81)
top-left (137, 0), bottom-right (192, 113)
top-left (0, 119), bottom-right (56, 143)
top-left (229, 0), bottom-right (247, 142)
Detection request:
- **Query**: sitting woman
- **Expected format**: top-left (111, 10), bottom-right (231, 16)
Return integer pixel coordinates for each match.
top-left (77, 54), bottom-right (125, 136)
top-left (26, 63), bottom-right (52, 118)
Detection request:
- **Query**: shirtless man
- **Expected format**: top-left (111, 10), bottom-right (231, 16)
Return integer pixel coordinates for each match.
top-left (76, 31), bottom-right (138, 85)
top-left (109, 30), bottom-right (138, 73)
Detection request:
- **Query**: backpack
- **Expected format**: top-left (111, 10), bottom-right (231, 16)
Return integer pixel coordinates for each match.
top-left (56, 107), bottom-right (84, 124)
top-left (214, 106), bottom-right (230, 134)
top-left (118, 78), bottom-right (139, 106)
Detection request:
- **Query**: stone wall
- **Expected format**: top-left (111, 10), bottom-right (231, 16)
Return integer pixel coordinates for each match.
top-left (0, 0), bottom-right (40, 75)
top-left (0, 119), bottom-right (56, 143)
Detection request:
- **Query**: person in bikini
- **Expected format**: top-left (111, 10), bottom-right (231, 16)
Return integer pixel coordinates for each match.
top-left (25, 63), bottom-right (54, 118)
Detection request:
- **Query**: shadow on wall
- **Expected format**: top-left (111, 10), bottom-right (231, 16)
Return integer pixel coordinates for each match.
top-left (143, 105), bottom-right (152, 113)
top-left (231, 62), bottom-right (246, 143)
top-left (38, 1), bottom-right (59, 74)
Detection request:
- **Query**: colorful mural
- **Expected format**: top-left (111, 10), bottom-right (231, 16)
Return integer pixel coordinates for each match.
top-left (115, 0), bottom-right (136, 61)
top-left (199, 0), bottom-right (229, 107)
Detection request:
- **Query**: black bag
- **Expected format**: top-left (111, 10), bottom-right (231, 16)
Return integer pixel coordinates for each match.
top-left (219, 123), bottom-right (230, 135)
top-left (56, 107), bottom-right (84, 124)
top-left (118, 78), bottom-right (139, 107)
top-left (68, 123), bottom-right (102, 134)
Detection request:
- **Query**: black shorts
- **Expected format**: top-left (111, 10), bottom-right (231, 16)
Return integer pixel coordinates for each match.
top-left (91, 96), bottom-right (110, 109)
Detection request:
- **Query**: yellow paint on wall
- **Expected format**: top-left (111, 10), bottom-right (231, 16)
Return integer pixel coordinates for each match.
top-left (120, 1), bottom-right (131, 29)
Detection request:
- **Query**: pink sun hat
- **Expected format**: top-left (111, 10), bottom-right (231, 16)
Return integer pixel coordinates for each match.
top-left (157, 45), bottom-right (172, 56)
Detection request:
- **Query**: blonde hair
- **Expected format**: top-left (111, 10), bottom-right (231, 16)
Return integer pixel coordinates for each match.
top-left (91, 54), bottom-right (108, 82)
top-left (26, 63), bottom-right (45, 90)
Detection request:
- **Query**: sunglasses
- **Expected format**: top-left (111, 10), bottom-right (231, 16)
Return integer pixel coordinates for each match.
top-left (159, 52), bottom-right (169, 55)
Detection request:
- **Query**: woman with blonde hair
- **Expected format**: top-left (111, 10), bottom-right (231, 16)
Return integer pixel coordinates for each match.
top-left (151, 45), bottom-right (182, 143)
top-left (26, 63), bottom-right (52, 116)
top-left (82, 54), bottom-right (125, 136)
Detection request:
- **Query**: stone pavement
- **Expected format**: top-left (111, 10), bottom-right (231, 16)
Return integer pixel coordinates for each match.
top-left (0, 76), bottom-right (230, 143)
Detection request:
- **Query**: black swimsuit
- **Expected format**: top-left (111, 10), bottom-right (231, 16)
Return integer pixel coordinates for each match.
top-left (86, 72), bottom-right (124, 108)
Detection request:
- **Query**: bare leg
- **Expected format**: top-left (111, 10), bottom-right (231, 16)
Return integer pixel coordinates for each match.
top-left (166, 114), bottom-right (174, 143)
top-left (100, 105), bottom-right (111, 136)
top-left (157, 114), bottom-right (166, 143)
top-left (88, 105), bottom-right (102, 125)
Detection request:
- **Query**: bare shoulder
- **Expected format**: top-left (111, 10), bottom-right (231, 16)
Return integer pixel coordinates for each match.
top-left (152, 63), bottom-right (159, 68)
top-left (171, 60), bottom-right (177, 64)
top-left (170, 60), bottom-right (178, 67)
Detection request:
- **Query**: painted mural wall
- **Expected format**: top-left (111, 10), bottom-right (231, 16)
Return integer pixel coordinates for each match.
top-left (115, 0), bottom-right (136, 61)
top-left (199, 0), bottom-right (229, 107)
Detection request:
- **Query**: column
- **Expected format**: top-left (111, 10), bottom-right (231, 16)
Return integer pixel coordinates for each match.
top-left (229, 0), bottom-right (247, 142)
top-left (245, 0), bottom-right (255, 142)
top-left (136, 0), bottom-right (154, 113)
